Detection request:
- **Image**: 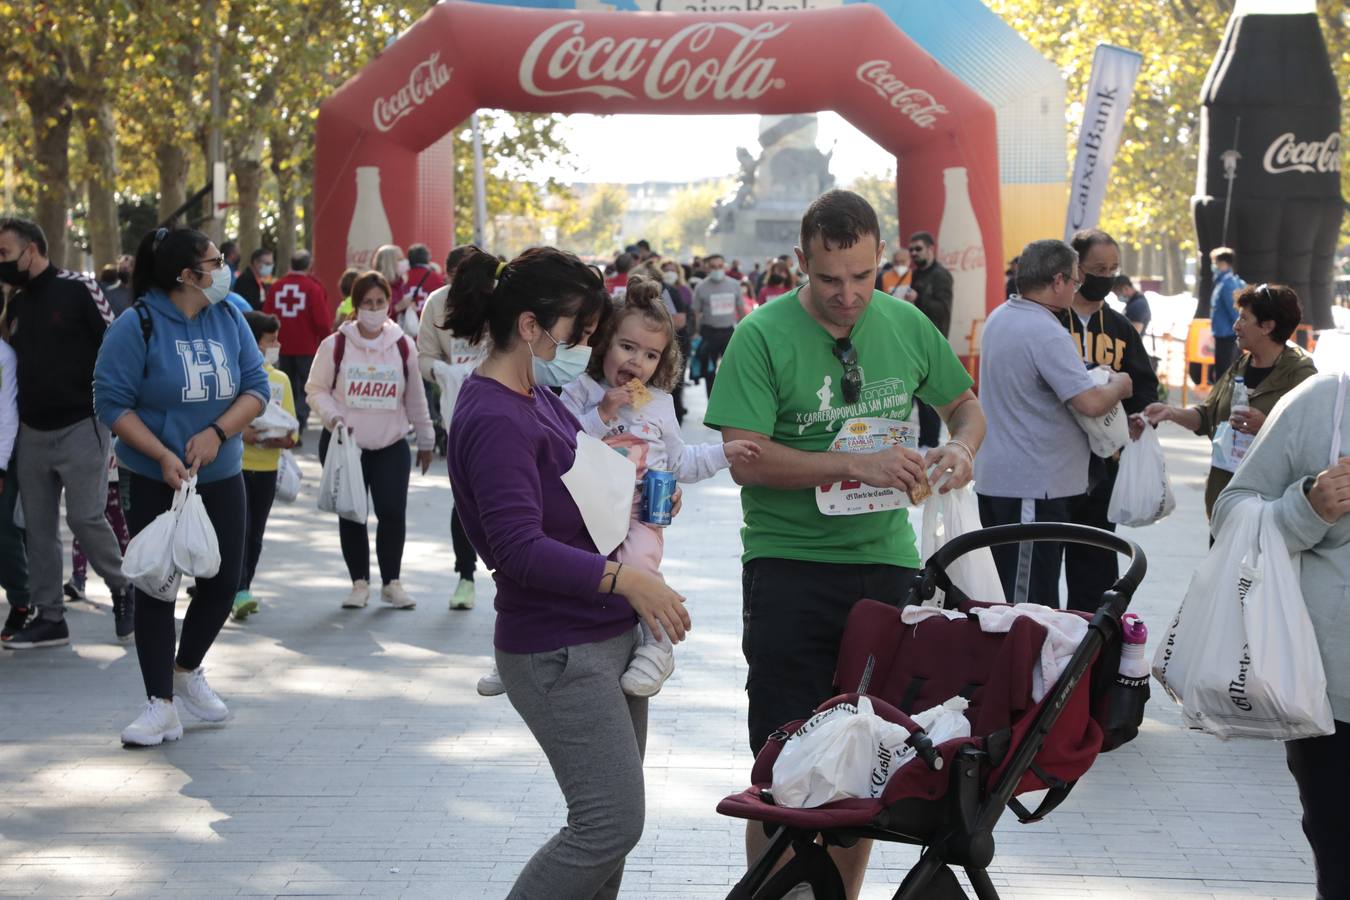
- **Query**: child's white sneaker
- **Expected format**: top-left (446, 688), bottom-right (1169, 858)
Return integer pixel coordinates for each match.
top-left (121, 698), bottom-right (183, 747)
top-left (476, 666), bottom-right (506, 697)
top-left (381, 580), bottom-right (416, 609)
top-left (621, 635), bottom-right (675, 697)
top-left (173, 666), bottom-right (229, 722)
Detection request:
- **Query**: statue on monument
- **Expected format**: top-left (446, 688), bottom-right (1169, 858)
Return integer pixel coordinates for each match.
top-left (711, 114), bottom-right (835, 258)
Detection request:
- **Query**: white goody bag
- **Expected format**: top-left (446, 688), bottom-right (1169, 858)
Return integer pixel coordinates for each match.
top-left (171, 476), bottom-right (220, 578)
top-left (1152, 498), bottom-right (1333, 739)
top-left (318, 427), bottom-right (368, 524)
top-left (1068, 367), bottom-right (1129, 458)
top-left (920, 485), bottom-right (1005, 604)
top-left (122, 482), bottom-right (188, 602)
top-left (276, 450), bottom-right (302, 503)
top-left (1108, 426), bottom-right (1175, 527)
top-left (251, 401), bottom-right (298, 441)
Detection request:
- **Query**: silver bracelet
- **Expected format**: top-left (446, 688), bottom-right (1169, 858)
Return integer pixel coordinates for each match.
top-left (946, 439), bottom-right (975, 464)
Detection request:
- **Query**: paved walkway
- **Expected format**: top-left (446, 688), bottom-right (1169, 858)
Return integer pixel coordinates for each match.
top-left (0, 389), bottom-right (1315, 899)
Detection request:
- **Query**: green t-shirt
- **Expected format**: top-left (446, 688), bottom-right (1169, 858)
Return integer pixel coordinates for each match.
top-left (704, 287), bottom-right (973, 567)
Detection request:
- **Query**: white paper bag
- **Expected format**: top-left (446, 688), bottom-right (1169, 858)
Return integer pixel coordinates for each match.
top-left (920, 485), bottom-right (1004, 605)
top-left (1108, 425), bottom-right (1175, 527)
top-left (318, 427), bottom-right (368, 524)
top-left (1068, 367), bottom-right (1129, 458)
top-left (276, 450), bottom-right (301, 503)
top-left (171, 476), bottom-right (220, 579)
top-left (122, 483), bottom-right (188, 602)
top-left (1152, 498), bottom-right (1334, 740)
top-left (560, 431), bottom-right (636, 556)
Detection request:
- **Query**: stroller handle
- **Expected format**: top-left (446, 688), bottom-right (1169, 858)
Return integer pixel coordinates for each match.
top-left (918, 523), bottom-right (1147, 616)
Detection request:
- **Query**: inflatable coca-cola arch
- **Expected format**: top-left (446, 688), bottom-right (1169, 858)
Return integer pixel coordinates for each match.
top-left (314, 2), bottom-right (1003, 347)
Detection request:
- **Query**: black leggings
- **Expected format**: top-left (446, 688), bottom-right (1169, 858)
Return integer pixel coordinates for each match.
top-left (319, 430), bottom-right (410, 584)
top-left (240, 469), bottom-right (278, 591)
top-left (1286, 718), bottom-right (1350, 899)
top-left (450, 505), bottom-right (477, 580)
top-left (127, 472), bottom-right (246, 700)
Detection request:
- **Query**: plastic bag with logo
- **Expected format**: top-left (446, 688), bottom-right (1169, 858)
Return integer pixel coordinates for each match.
top-left (276, 450), bottom-right (302, 503)
top-left (251, 401), bottom-right (298, 441)
top-left (770, 696), bottom-right (909, 808)
top-left (1151, 497), bottom-right (1333, 740)
top-left (1067, 367), bottom-right (1129, 458)
top-left (171, 476), bottom-right (221, 579)
top-left (318, 427), bottom-right (368, 524)
top-left (1107, 425), bottom-right (1175, 527)
top-left (122, 482), bottom-right (189, 602)
top-left (920, 484), bottom-right (1005, 605)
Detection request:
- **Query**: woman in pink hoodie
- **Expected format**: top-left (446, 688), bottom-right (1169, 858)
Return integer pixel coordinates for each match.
top-left (306, 271), bottom-right (434, 610)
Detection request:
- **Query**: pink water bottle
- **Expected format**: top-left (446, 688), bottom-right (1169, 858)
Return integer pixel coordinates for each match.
top-left (1118, 613), bottom-right (1149, 683)
top-left (1102, 613), bottom-right (1150, 752)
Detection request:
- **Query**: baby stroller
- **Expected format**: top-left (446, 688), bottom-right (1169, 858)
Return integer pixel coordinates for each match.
top-left (718, 523), bottom-right (1148, 900)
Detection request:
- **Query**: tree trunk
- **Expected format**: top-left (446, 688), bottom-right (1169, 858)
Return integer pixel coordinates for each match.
top-left (1164, 238), bottom-right (1185, 295)
top-left (1141, 243), bottom-right (1157, 283)
top-left (232, 153), bottom-right (263, 259)
top-left (271, 127), bottom-right (297, 272)
top-left (156, 142), bottom-right (190, 225)
top-left (299, 157), bottom-right (314, 250)
top-left (1120, 242), bottom-right (1139, 279)
top-left (82, 98), bottom-right (120, 268)
top-left (26, 83), bottom-right (73, 267)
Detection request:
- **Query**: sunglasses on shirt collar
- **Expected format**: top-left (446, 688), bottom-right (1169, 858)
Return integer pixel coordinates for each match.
top-left (832, 337), bottom-right (862, 404)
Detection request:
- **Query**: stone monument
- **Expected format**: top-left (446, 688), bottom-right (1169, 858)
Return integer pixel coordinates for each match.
top-left (710, 113), bottom-right (834, 261)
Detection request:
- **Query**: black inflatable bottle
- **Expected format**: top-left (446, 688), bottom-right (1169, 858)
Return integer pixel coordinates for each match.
top-left (1192, 0), bottom-right (1342, 329)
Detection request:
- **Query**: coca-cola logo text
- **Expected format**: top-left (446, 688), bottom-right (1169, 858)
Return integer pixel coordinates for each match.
top-left (519, 20), bottom-right (788, 101)
top-left (373, 52), bottom-right (452, 133)
top-left (1262, 131), bottom-right (1342, 175)
top-left (855, 61), bottom-right (947, 129)
top-left (940, 245), bottom-right (985, 273)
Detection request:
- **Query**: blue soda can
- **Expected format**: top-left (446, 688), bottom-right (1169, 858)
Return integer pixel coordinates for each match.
top-left (640, 470), bottom-right (677, 527)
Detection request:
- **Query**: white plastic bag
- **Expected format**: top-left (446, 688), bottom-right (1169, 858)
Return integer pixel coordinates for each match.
top-left (276, 450), bottom-right (302, 503)
top-left (171, 476), bottom-right (220, 579)
top-left (1152, 498), bottom-right (1334, 740)
top-left (122, 483), bottom-right (188, 602)
top-left (399, 304), bottom-right (420, 338)
top-left (920, 485), bottom-right (1005, 604)
top-left (1108, 425), bottom-right (1175, 527)
top-left (318, 426), bottom-right (367, 524)
top-left (251, 401), bottom-right (298, 440)
top-left (1068, 367), bottom-right (1129, 458)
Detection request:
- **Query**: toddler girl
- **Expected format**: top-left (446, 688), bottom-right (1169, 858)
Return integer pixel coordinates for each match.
top-left (562, 276), bottom-right (759, 696)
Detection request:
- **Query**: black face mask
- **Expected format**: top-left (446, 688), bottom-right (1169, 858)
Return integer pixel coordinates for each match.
top-left (0, 249), bottom-right (28, 287)
top-left (1078, 272), bottom-right (1114, 303)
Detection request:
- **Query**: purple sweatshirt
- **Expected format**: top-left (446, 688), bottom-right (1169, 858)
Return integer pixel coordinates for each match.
top-left (448, 373), bottom-right (636, 653)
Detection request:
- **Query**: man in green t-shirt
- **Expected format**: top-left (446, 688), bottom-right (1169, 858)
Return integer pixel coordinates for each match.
top-left (704, 190), bottom-right (986, 897)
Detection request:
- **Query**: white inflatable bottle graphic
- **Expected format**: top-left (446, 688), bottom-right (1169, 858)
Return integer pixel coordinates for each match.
top-left (347, 166), bottom-right (393, 270)
top-left (936, 167), bottom-right (987, 358)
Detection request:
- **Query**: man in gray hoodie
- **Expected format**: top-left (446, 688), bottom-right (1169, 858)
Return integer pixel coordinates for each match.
top-left (1213, 372), bottom-right (1348, 899)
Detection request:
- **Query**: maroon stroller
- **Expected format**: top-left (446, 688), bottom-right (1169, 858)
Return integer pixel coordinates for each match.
top-left (718, 523), bottom-right (1148, 900)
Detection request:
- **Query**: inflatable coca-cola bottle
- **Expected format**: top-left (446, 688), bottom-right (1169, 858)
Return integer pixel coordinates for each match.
top-left (937, 167), bottom-right (987, 359)
top-left (1192, 0), bottom-right (1342, 329)
top-left (347, 166), bottom-right (394, 272)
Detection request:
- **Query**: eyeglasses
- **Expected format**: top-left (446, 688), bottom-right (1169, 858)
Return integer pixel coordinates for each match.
top-left (907, 246), bottom-right (926, 255)
top-left (195, 254), bottom-right (226, 271)
top-left (832, 337), bottom-right (862, 404)
top-left (1060, 271), bottom-right (1083, 291)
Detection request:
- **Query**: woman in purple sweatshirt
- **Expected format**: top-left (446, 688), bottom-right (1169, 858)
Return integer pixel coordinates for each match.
top-left (445, 247), bottom-right (690, 900)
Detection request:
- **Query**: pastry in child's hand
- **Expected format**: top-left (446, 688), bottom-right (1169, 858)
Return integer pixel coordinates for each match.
top-left (625, 378), bottom-right (654, 409)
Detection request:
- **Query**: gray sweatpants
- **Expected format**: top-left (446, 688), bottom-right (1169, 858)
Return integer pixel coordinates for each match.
top-left (17, 420), bottom-right (128, 621)
top-left (497, 627), bottom-right (647, 900)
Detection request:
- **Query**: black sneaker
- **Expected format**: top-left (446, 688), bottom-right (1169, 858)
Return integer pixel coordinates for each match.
top-left (186, 583), bottom-right (197, 601)
top-left (64, 580), bottom-right (88, 602)
top-left (113, 588), bottom-right (135, 641)
top-left (2, 617), bottom-right (70, 650)
top-left (2, 605), bottom-right (32, 642)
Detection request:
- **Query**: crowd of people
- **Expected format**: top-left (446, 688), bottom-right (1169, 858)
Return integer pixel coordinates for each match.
top-left (0, 185), bottom-right (1345, 900)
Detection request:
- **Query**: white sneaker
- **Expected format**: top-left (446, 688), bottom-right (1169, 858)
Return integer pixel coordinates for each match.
top-left (342, 579), bottom-right (370, 609)
top-left (121, 698), bottom-right (183, 747)
top-left (621, 636), bottom-right (676, 697)
top-left (449, 578), bottom-right (475, 610)
top-left (381, 580), bottom-right (416, 609)
top-left (173, 666), bottom-right (229, 722)
top-left (476, 666), bottom-right (506, 697)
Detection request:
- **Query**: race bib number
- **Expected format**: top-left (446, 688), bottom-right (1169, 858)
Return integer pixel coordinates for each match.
top-left (709, 291), bottom-right (738, 318)
top-left (344, 363), bottom-right (400, 411)
top-left (816, 417), bottom-right (920, 516)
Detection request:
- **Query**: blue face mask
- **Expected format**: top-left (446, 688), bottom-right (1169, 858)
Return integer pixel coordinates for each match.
top-left (530, 327), bottom-right (592, 387)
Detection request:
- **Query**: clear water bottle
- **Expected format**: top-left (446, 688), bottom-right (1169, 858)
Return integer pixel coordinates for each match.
top-left (1100, 612), bottom-right (1150, 752)
top-left (1231, 376), bottom-right (1250, 414)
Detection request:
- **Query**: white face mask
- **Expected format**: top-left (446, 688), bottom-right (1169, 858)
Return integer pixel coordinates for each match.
top-left (662, 270), bottom-right (678, 286)
top-left (195, 266), bottom-right (232, 305)
top-left (396, 259), bottom-right (410, 277)
top-left (357, 308), bottom-right (387, 331)
top-left (708, 269), bottom-right (726, 282)
top-left (263, 346), bottom-right (280, 366)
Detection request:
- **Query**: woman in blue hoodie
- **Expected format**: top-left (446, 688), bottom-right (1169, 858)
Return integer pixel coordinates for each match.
top-left (94, 228), bottom-right (270, 747)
